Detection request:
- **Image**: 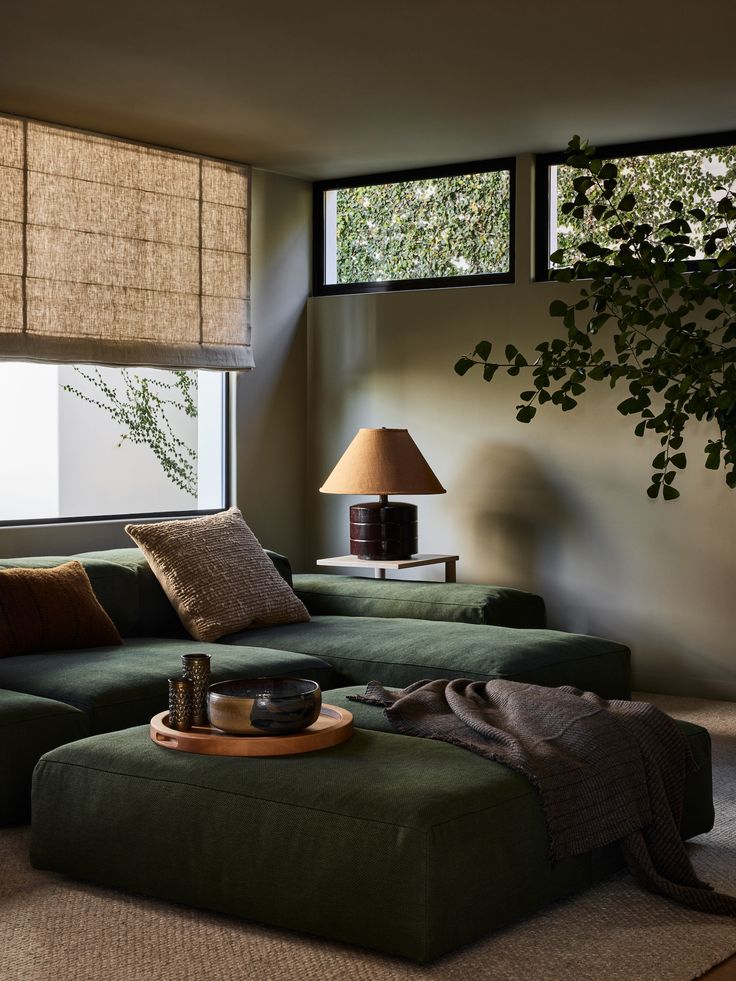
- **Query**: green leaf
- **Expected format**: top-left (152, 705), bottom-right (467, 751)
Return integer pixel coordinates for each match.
top-left (516, 405), bottom-right (537, 423)
top-left (618, 193), bottom-right (636, 212)
top-left (483, 363), bottom-right (498, 382)
top-left (454, 357), bottom-right (475, 376)
top-left (549, 300), bottom-right (568, 318)
top-left (504, 344), bottom-right (518, 362)
top-left (474, 340), bottom-right (492, 361)
top-left (670, 452), bottom-right (687, 470)
top-left (662, 484), bottom-right (680, 501)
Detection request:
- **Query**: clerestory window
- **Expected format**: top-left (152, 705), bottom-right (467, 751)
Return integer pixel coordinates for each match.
top-left (313, 158), bottom-right (515, 295)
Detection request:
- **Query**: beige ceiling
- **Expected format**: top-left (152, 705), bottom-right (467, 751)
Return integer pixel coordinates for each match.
top-left (2, 0), bottom-right (735, 180)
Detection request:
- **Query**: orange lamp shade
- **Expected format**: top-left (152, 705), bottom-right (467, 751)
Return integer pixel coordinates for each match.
top-left (319, 428), bottom-right (445, 496)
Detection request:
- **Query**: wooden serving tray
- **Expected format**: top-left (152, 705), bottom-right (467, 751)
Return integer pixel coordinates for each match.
top-left (150, 703), bottom-right (353, 757)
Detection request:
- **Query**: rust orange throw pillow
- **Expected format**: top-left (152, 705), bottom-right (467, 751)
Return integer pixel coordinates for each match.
top-left (0, 560), bottom-right (122, 657)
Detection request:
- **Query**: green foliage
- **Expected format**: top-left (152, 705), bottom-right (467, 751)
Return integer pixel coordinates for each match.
top-left (555, 144), bottom-right (736, 265)
top-left (336, 171), bottom-right (510, 283)
top-left (63, 368), bottom-right (198, 497)
top-left (455, 136), bottom-right (736, 499)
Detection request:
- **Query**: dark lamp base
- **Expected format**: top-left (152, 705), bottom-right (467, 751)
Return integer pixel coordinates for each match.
top-left (349, 501), bottom-right (418, 561)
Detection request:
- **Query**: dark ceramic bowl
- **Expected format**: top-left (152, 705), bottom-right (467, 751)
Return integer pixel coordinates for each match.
top-left (208, 677), bottom-right (322, 736)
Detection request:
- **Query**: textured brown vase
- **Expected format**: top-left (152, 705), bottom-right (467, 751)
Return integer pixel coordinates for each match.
top-left (349, 501), bottom-right (417, 560)
top-left (182, 653), bottom-right (211, 726)
top-left (168, 677), bottom-right (194, 732)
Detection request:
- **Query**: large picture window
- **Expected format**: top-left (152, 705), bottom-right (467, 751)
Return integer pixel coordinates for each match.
top-left (314, 158), bottom-right (515, 295)
top-left (0, 362), bottom-right (228, 524)
top-left (535, 132), bottom-right (736, 279)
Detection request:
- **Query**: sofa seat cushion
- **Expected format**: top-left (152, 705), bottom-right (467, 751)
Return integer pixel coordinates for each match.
top-left (221, 616), bottom-right (631, 699)
top-left (0, 638), bottom-right (332, 734)
top-left (0, 689), bottom-right (89, 825)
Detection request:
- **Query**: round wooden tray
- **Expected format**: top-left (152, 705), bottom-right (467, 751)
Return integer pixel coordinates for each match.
top-left (150, 703), bottom-right (353, 757)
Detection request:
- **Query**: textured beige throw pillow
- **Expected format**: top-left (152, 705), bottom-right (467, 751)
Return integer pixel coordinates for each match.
top-left (125, 508), bottom-right (309, 642)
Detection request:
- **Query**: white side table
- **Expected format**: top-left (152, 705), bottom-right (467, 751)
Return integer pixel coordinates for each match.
top-left (316, 553), bottom-right (459, 582)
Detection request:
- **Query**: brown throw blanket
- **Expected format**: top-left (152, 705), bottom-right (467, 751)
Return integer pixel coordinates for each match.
top-left (349, 678), bottom-right (736, 916)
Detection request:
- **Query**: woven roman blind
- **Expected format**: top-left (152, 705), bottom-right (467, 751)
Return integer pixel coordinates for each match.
top-left (0, 115), bottom-right (252, 369)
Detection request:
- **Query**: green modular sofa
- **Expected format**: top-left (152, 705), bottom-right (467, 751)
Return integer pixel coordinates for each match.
top-left (0, 545), bottom-right (716, 959)
top-left (0, 544), bottom-right (632, 824)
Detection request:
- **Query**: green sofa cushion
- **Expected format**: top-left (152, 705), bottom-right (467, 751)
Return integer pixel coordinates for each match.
top-left (293, 573), bottom-right (545, 627)
top-left (222, 615), bottom-right (631, 699)
top-left (0, 638), bottom-right (332, 734)
top-left (0, 689), bottom-right (89, 825)
top-left (74, 548), bottom-right (183, 638)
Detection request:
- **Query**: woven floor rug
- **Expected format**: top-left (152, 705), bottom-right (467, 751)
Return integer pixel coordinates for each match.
top-left (1, 693), bottom-right (734, 981)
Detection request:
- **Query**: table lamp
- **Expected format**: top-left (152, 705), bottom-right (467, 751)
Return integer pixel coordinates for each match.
top-left (319, 428), bottom-right (446, 560)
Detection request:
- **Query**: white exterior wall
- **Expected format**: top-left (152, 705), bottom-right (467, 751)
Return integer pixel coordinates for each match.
top-left (0, 362), bottom-right (59, 521)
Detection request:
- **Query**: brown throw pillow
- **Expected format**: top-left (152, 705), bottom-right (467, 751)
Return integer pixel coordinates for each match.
top-left (0, 560), bottom-right (123, 657)
top-left (125, 508), bottom-right (310, 642)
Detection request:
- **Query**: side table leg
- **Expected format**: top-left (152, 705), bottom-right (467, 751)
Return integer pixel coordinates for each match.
top-left (445, 560), bottom-right (457, 583)
top-left (374, 568), bottom-right (386, 580)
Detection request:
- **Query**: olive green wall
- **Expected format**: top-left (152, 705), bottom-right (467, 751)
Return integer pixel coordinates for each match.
top-left (307, 155), bottom-right (736, 700)
top-left (0, 169), bottom-right (311, 566)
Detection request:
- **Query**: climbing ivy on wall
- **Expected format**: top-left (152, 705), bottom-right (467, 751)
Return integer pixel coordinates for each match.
top-left (335, 170), bottom-right (511, 283)
top-left (554, 144), bottom-right (736, 263)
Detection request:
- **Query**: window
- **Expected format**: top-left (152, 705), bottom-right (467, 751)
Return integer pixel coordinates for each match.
top-left (313, 159), bottom-right (515, 295)
top-left (0, 362), bottom-right (228, 524)
top-left (535, 132), bottom-right (736, 279)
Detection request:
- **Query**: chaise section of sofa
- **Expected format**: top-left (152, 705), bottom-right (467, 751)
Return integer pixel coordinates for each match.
top-left (221, 616), bottom-right (631, 699)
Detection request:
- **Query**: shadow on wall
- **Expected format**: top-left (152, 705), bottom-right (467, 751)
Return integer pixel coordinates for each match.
top-left (451, 442), bottom-right (568, 595)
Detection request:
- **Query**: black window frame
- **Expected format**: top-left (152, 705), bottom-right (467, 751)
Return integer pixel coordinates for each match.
top-left (534, 130), bottom-right (736, 283)
top-left (0, 371), bottom-right (232, 528)
top-left (313, 157), bottom-right (516, 296)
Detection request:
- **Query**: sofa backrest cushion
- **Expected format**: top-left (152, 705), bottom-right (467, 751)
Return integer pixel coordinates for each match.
top-left (73, 548), bottom-right (183, 637)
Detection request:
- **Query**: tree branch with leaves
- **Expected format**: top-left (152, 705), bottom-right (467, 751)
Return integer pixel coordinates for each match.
top-left (455, 136), bottom-right (736, 499)
top-left (63, 368), bottom-right (199, 497)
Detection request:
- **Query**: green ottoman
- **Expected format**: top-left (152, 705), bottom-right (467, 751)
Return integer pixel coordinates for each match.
top-left (30, 717), bottom-right (714, 962)
top-left (0, 689), bottom-right (89, 825)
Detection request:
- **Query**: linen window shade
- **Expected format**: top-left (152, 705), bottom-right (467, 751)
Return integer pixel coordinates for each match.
top-left (0, 115), bottom-right (252, 370)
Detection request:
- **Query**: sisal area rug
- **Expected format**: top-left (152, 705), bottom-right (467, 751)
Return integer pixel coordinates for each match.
top-left (1, 693), bottom-right (734, 981)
